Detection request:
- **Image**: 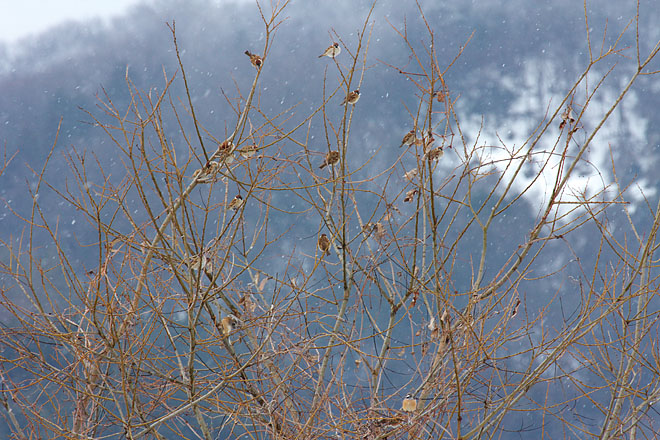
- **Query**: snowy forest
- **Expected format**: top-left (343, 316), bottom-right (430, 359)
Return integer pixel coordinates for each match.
top-left (1, 0), bottom-right (660, 438)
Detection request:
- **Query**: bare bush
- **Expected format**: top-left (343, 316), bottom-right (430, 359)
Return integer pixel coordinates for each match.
top-left (2, 1), bottom-right (660, 439)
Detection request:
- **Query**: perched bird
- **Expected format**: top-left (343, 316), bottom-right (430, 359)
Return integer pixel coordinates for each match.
top-left (217, 140), bottom-right (236, 165)
top-left (318, 42), bottom-right (341, 58)
top-left (244, 50), bottom-right (263, 68)
top-left (403, 189), bottom-right (418, 203)
top-left (400, 130), bottom-right (416, 147)
top-left (340, 89), bottom-right (360, 106)
top-left (361, 223), bottom-right (375, 235)
top-left (319, 150), bottom-right (340, 169)
top-left (184, 255), bottom-right (206, 272)
top-left (221, 316), bottom-right (236, 334)
top-left (194, 161), bottom-right (220, 181)
top-left (401, 394), bottom-right (417, 412)
top-left (373, 222), bottom-right (386, 241)
top-left (403, 168), bottom-right (418, 181)
top-left (227, 195), bottom-right (244, 211)
top-left (222, 153), bottom-right (236, 166)
top-left (423, 135), bottom-right (435, 152)
top-left (425, 147), bottom-right (444, 161)
top-left (220, 315), bottom-right (238, 343)
top-left (217, 140), bottom-right (234, 155)
top-left (239, 144), bottom-right (258, 159)
top-left (559, 107), bottom-right (576, 130)
top-left (318, 233), bottom-right (331, 256)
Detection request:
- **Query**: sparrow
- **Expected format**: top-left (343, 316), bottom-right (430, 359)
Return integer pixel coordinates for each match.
top-left (220, 315), bottom-right (238, 343)
top-left (423, 135), bottom-right (435, 152)
top-left (318, 233), bottom-right (331, 256)
top-left (400, 130), bottom-right (416, 147)
top-left (559, 107), bottom-right (576, 130)
top-left (318, 42), bottom-right (341, 58)
top-left (239, 144), bottom-right (258, 159)
top-left (193, 161), bottom-right (220, 181)
top-left (186, 254), bottom-right (203, 272)
top-left (244, 50), bottom-right (263, 68)
top-left (217, 140), bottom-right (236, 164)
top-left (217, 140), bottom-right (234, 155)
top-left (403, 168), bottom-right (418, 181)
top-left (319, 150), bottom-right (340, 169)
top-left (425, 147), bottom-right (444, 161)
top-left (403, 189), bottom-right (418, 203)
top-left (340, 89), bottom-right (360, 106)
top-left (373, 222), bottom-right (386, 241)
top-left (221, 152), bottom-right (236, 166)
top-left (401, 394), bottom-right (417, 412)
top-left (227, 195), bottom-right (244, 211)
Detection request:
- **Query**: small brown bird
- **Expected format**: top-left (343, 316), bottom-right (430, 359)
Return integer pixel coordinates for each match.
top-left (217, 140), bottom-right (234, 155)
top-left (400, 130), bottom-right (416, 147)
top-left (194, 161), bottom-right (220, 181)
top-left (423, 135), bottom-right (435, 152)
top-left (403, 168), bottom-right (418, 181)
top-left (227, 195), bottom-right (244, 211)
top-left (318, 42), bottom-right (341, 58)
top-left (319, 150), bottom-right (340, 169)
top-left (239, 144), bottom-right (258, 159)
top-left (559, 107), bottom-right (576, 130)
top-left (245, 50), bottom-right (263, 68)
top-left (425, 147), bottom-right (444, 161)
top-left (220, 316), bottom-right (238, 343)
top-left (401, 394), bottom-right (417, 412)
top-left (403, 189), bottom-right (418, 203)
top-left (373, 222), bottom-right (386, 241)
top-left (318, 233), bottom-right (331, 256)
top-left (340, 89), bottom-right (360, 106)
top-left (217, 140), bottom-right (236, 165)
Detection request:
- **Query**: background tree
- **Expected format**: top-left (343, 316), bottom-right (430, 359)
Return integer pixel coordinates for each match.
top-left (2, 1), bottom-right (660, 439)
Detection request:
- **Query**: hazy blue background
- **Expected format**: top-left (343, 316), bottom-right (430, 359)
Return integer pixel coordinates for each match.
top-left (1, 0), bottom-right (659, 437)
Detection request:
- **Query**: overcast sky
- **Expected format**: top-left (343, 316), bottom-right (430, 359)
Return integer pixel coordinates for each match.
top-left (0, 0), bottom-right (144, 44)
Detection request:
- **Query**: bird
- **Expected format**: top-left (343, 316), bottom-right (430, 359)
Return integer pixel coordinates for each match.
top-left (318, 42), bottom-right (341, 58)
top-left (222, 152), bottom-right (236, 166)
top-left (318, 233), bottom-right (331, 256)
top-left (423, 135), bottom-right (435, 152)
top-left (194, 161), bottom-right (220, 181)
top-left (244, 50), bottom-right (263, 68)
top-left (319, 150), bottom-right (340, 169)
top-left (559, 107), bottom-right (576, 130)
top-left (403, 168), bottom-right (418, 181)
top-left (227, 195), bottom-right (244, 211)
top-left (220, 315), bottom-right (238, 344)
top-left (403, 189), bottom-right (418, 203)
top-left (340, 89), bottom-right (360, 106)
top-left (400, 130), bottom-right (416, 147)
top-left (217, 140), bottom-right (234, 155)
top-left (239, 144), bottom-right (258, 159)
top-left (401, 394), bottom-right (417, 412)
top-left (217, 140), bottom-right (236, 165)
top-left (425, 147), bottom-right (444, 161)
top-left (222, 316), bottom-right (236, 335)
